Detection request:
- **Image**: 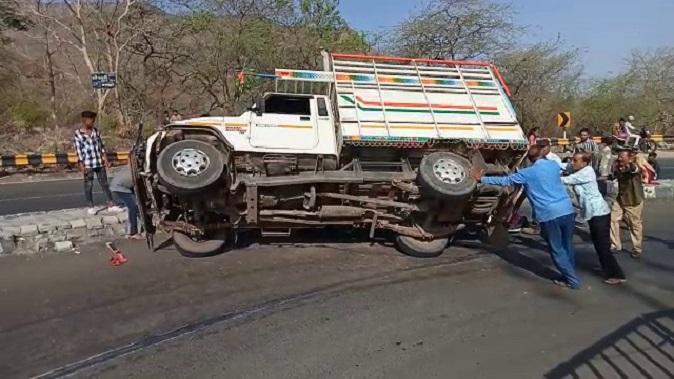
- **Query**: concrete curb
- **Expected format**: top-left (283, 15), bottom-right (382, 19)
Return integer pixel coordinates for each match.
top-left (0, 208), bottom-right (127, 255)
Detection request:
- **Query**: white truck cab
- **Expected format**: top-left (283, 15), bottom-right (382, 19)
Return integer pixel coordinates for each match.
top-left (171, 94), bottom-right (339, 157)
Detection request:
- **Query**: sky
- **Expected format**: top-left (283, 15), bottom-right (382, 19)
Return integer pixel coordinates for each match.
top-left (339, 0), bottom-right (674, 77)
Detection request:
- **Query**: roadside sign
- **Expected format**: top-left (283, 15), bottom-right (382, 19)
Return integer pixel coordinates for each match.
top-left (556, 112), bottom-right (571, 128)
top-left (92, 72), bottom-right (117, 89)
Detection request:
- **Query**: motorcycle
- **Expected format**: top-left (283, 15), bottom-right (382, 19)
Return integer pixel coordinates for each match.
top-left (638, 128), bottom-right (657, 153)
top-left (611, 127), bottom-right (657, 153)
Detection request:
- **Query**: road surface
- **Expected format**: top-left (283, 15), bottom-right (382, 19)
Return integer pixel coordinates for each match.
top-left (1, 203), bottom-right (672, 378)
top-left (2, 157), bottom-right (673, 215)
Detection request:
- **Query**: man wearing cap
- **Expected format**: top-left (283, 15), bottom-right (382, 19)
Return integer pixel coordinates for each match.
top-left (73, 111), bottom-right (121, 215)
top-left (471, 141), bottom-right (580, 289)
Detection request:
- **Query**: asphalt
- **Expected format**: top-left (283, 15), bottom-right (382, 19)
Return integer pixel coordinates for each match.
top-left (1, 203), bottom-right (672, 378)
top-left (1, 158), bottom-right (673, 216)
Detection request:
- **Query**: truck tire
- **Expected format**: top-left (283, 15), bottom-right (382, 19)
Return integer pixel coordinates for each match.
top-left (157, 139), bottom-right (225, 193)
top-left (396, 235), bottom-right (449, 258)
top-left (173, 231), bottom-right (227, 257)
top-left (418, 152), bottom-right (476, 198)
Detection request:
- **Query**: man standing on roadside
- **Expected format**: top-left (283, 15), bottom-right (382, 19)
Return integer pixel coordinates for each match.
top-left (74, 111), bottom-right (121, 215)
top-left (471, 142), bottom-right (580, 289)
top-left (574, 128), bottom-right (599, 171)
top-left (610, 150), bottom-right (644, 258)
top-left (110, 163), bottom-right (142, 239)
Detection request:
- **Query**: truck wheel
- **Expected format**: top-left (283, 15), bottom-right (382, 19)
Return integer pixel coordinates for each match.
top-left (418, 152), bottom-right (476, 198)
top-left (173, 231), bottom-right (227, 257)
top-left (157, 139), bottom-right (224, 193)
top-left (396, 235), bottom-right (449, 258)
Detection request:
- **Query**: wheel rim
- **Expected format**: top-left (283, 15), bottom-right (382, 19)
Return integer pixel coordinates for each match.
top-left (172, 148), bottom-right (210, 177)
top-left (432, 158), bottom-right (466, 184)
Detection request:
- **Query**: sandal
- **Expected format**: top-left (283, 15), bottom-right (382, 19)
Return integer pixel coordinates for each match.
top-left (553, 279), bottom-right (571, 288)
top-left (604, 278), bottom-right (627, 285)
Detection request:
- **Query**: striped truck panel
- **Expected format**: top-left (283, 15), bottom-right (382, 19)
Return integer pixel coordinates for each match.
top-left (328, 54), bottom-right (525, 144)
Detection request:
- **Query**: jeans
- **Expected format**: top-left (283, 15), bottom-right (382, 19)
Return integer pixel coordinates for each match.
top-left (84, 167), bottom-right (113, 206)
top-left (540, 213), bottom-right (580, 288)
top-left (114, 191), bottom-right (138, 235)
top-left (589, 214), bottom-right (626, 279)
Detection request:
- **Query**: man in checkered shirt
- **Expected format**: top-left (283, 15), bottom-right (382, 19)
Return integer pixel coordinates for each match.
top-left (74, 111), bottom-right (121, 215)
top-left (574, 127), bottom-right (600, 172)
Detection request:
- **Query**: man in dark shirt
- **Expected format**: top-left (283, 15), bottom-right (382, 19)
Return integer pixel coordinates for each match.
top-left (110, 164), bottom-right (142, 239)
top-left (610, 150), bottom-right (644, 258)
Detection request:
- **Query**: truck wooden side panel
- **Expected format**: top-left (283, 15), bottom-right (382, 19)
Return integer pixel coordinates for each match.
top-left (329, 53), bottom-right (525, 144)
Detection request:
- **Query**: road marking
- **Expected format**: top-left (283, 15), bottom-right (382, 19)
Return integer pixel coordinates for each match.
top-left (31, 252), bottom-right (486, 379)
top-left (0, 192), bottom-right (103, 203)
top-left (0, 177), bottom-right (83, 185)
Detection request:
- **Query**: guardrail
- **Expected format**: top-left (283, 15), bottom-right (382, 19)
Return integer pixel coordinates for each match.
top-left (0, 152), bottom-right (129, 168)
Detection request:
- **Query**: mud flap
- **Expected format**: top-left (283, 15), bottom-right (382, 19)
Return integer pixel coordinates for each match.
top-left (483, 221), bottom-right (509, 250)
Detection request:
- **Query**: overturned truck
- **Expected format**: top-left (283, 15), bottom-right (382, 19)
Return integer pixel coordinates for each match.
top-left (132, 52), bottom-right (528, 257)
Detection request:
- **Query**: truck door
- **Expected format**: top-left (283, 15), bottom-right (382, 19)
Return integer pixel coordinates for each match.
top-left (250, 94), bottom-right (319, 150)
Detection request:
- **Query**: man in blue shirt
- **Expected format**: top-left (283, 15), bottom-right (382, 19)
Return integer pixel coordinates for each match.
top-left (471, 143), bottom-right (580, 289)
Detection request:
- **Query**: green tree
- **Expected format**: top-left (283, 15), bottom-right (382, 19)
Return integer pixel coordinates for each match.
top-left (393, 0), bottom-right (520, 60)
top-left (576, 48), bottom-right (674, 135)
top-left (495, 40), bottom-right (581, 134)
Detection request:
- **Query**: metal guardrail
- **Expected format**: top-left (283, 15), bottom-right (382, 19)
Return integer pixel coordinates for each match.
top-left (0, 152), bottom-right (129, 168)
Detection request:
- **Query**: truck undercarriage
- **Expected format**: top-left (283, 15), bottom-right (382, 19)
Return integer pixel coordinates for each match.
top-left (133, 126), bottom-right (527, 257)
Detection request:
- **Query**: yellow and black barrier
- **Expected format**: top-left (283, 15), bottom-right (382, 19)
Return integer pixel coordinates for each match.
top-left (0, 151), bottom-right (129, 168)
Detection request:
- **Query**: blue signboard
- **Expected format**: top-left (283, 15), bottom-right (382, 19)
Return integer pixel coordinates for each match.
top-left (91, 72), bottom-right (117, 89)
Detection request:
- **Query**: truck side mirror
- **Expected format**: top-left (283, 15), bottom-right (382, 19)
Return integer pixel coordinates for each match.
top-left (254, 96), bottom-right (264, 116)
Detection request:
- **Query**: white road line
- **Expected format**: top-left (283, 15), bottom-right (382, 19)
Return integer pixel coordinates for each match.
top-left (0, 192), bottom-right (103, 203)
top-left (0, 177), bottom-right (83, 185)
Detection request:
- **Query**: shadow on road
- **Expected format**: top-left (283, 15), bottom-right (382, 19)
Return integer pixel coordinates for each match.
top-left (545, 309), bottom-right (674, 379)
top-left (491, 238), bottom-right (561, 282)
top-left (643, 234), bottom-right (674, 250)
top-left (490, 233), bottom-right (600, 283)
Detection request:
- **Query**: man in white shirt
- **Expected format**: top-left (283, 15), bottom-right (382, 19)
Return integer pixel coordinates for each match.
top-left (620, 116), bottom-right (640, 148)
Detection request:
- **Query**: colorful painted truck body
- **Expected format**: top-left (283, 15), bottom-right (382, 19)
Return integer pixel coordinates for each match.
top-left (132, 53), bottom-right (528, 257)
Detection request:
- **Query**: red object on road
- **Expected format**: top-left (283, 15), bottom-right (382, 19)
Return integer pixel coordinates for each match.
top-left (106, 242), bottom-right (128, 266)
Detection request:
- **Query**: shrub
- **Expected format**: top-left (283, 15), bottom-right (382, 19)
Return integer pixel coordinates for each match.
top-left (9, 100), bottom-right (50, 130)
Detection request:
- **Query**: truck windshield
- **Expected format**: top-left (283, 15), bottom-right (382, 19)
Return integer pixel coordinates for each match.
top-left (264, 95), bottom-right (311, 115)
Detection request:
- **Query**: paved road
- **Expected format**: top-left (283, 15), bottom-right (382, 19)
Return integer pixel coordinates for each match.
top-left (1, 158), bottom-right (673, 216)
top-left (1, 203), bottom-right (672, 378)
top-left (0, 178), bottom-right (107, 215)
